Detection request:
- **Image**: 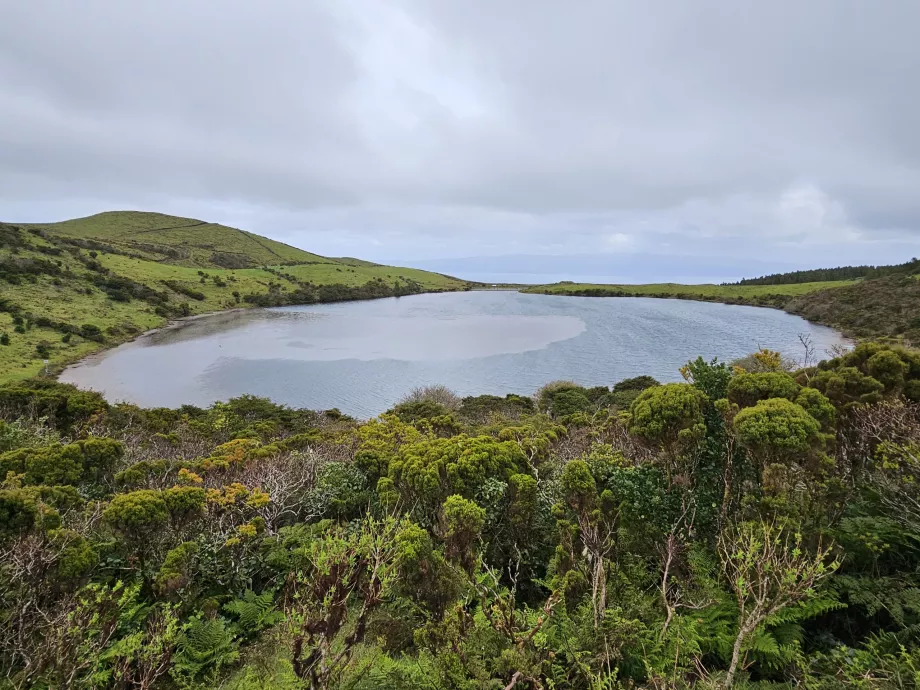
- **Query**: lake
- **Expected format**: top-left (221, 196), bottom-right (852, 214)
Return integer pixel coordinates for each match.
top-left (60, 291), bottom-right (847, 418)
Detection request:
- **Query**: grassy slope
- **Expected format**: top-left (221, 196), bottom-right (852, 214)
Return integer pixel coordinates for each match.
top-left (22, 211), bottom-right (328, 267)
top-left (0, 213), bottom-right (466, 382)
top-left (786, 275), bottom-right (920, 342)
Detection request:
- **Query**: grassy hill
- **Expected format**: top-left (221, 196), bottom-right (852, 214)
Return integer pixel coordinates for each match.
top-left (21, 211), bottom-right (330, 268)
top-left (0, 212), bottom-right (469, 382)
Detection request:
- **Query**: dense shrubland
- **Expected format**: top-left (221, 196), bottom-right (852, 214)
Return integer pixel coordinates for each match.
top-left (785, 276), bottom-right (920, 343)
top-left (1, 343), bottom-right (920, 688)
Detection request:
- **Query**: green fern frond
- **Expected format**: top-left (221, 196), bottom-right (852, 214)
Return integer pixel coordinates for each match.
top-left (223, 590), bottom-right (282, 636)
top-left (171, 616), bottom-right (239, 685)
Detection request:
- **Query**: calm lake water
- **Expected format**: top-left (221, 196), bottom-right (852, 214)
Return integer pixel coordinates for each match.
top-left (60, 291), bottom-right (847, 418)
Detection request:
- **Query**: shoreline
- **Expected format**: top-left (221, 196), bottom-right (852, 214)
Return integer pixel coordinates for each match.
top-left (53, 289), bottom-right (469, 380)
top-left (520, 285), bottom-right (868, 340)
top-left (49, 282), bottom-right (884, 386)
top-left (54, 287), bottom-right (853, 381)
top-left (48, 306), bottom-right (256, 380)
top-left (53, 290), bottom-right (850, 417)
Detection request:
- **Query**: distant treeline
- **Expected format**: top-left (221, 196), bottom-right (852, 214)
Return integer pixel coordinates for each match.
top-left (727, 257), bottom-right (920, 285)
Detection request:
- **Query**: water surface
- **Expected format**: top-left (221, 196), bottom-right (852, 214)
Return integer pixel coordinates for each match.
top-left (61, 291), bottom-right (847, 418)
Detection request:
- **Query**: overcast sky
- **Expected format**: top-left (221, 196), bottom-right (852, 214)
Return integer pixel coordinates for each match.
top-left (2, 1), bottom-right (919, 279)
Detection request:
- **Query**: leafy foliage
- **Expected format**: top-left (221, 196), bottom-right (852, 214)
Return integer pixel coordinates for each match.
top-left (1, 343), bottom-right (920, 688)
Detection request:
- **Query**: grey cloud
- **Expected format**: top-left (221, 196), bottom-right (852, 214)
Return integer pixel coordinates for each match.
top-left (1, 0), bottom-right (919, 274)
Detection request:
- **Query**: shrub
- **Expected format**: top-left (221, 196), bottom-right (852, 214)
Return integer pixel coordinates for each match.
top-left (733, 398), bottom-right (822, 461)
top-left (536, 380), bottom-right (581, 412)
top-left (628, 383), bottom-right (708, 454)
top-left (727, 372), bottom-right (800, 408)
top-left (550, 388), bottom-right (592, 417)
top-left (399, 384), bottom-right (461, 411)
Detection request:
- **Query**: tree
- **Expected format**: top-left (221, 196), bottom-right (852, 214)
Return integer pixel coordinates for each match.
top-left (550, 388), bottom-right (592, 418)
top-left (680, 357), bottom-right (732, 400)
top-left (718, 520), bottom-right (838, 687)
top-left (866, 349), bottom-right (910, 391)
top-left (628, 383), bottom-right (708, 484)
top-left (727, 372), bottom-right (800, 409)
top-left (392, 520), bottom-right (461, 617)
top-left (0, 489), bottom-right (43, 539)
top-left (103, 489), bottom-right (169, 540)
top-left (794, 387), bottom-right (836, 432)
top-left (285, 516), bottom-right (404, 690)
top-left (386, 435), bottom-right (525, 521)
top-left (0, 444), bottom-right (83, 486)
top-left (558, 459), bottom-right (619, 627)
top-left (613, 375), bottom-right (660, 392)
top-left (732, 398), bottom-right (822, 464)
top-left (441, 495), bottom-right (486, 572)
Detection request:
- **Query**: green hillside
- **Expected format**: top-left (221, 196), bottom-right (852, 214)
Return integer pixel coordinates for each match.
top-left (21, 211), bottom-right (330, 268)
top-left (786, 274), bottom-right (920, 341)
top-left (0, 213), bottom-right (469, 382)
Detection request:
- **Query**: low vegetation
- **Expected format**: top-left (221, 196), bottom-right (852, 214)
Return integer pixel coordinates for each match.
top-left (1, 342), bottom-right (920, 688)
top-left (786, 275), bottom-right (920, 343)
top-left (0, 214), bottom-right (470, 382)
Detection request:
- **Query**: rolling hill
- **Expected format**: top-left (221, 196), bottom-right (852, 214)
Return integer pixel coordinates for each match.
top-left (0, 212), bottom-right (470, 382)
top-left (21, 211), bottom-right (333, 268)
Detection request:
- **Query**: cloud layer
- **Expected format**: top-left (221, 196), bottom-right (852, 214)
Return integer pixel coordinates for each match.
top-left (2, 1), bottom-right (919, 275)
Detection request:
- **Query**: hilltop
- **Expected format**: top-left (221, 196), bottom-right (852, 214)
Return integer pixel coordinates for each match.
top-left (20, 211), bottom-right (329, 269)
top-left (0, 212), bottom-right (470, 381)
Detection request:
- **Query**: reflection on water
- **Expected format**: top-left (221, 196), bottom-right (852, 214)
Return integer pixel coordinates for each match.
top-left (61, 291), bottom-right (848, 418)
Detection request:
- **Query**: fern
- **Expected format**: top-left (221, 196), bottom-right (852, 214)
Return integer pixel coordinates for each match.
top-left (223, 590), bottom-right (283, 638)
top-left (835, 574), bottom-right (920, 628)
top-left (766, 592), bottom-right (846, 626)
top-left (170, 616), bottom-right (239, 686)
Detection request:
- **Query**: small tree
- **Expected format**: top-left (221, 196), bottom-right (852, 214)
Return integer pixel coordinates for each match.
top-left (727, 372), bottom-right (799, 409)
top-left (441, 495), bottom-right (486, 572)
top-left (629, 383), bottom-right (708, 485)
top-left (680, 356), bottom-right (732, 399)
top-left (558, 459), bottom-right (618, 627)
top-left (732, 398), bottom-right (822, 466)
top-left (718, 520), bottom-right (838, 687)
top-left (285, 515), bottom-right (404, 690)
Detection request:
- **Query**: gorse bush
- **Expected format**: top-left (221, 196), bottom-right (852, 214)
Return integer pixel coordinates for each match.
top-left (0, 342), bottom-right (920, 688)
